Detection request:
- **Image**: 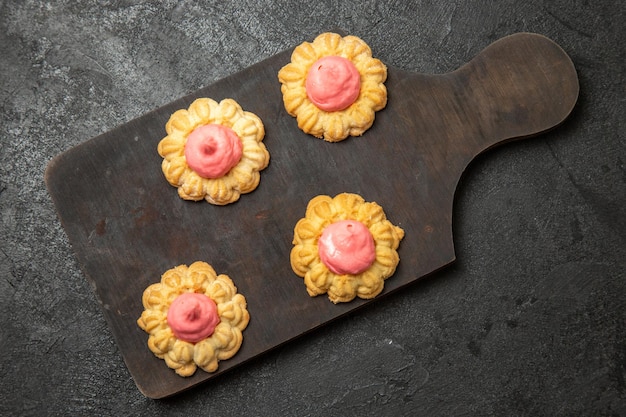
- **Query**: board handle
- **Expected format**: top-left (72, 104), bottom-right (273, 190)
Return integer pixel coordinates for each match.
top-left (390, 32), bottom-right (578, 178)
top-left (452, 32), bottom-right (579, 155)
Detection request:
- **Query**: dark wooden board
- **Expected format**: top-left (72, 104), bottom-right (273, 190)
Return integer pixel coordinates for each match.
top-left (44, 32), bottom-right (578, 399)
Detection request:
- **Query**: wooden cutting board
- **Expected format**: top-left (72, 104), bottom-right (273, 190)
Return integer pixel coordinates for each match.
top-left (45, 32), bottom-right (578, 399)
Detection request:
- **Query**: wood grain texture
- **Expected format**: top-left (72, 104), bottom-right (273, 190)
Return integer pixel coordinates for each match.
top-left (44, 32), bottom-right (578, 398)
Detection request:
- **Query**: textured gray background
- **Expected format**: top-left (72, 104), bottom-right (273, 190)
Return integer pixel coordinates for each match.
top-left (1, 0), bottom-right (625, 415)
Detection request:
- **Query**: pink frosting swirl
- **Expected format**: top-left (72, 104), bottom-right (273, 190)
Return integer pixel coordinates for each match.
top-left (167, 293), bottom-right (220, 343)
top-left (184, 124), bottom-right (243, 179)
top-left (318, 220), bottom-right (376, 275)
top-left (305, 56), bottom-right (361, 112)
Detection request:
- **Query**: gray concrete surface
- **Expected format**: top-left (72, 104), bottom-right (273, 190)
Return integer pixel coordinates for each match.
top-left (1, 0), bottom-right (624, 415)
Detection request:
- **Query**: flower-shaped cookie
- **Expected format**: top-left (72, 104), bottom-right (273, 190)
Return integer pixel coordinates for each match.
top-left (290, 193), bottom-right (404, 303)
top-left (158, 98), bottom-right (270, 205)
top-left (137, 261), bottom-right (250, 376)
top-left (278, 32), bottom-right (387, 142)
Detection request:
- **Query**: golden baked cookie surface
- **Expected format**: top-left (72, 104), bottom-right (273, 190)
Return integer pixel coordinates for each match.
top-left (137, 261), bottom-right (250, 377)
top-left (291, 193), bottom-right (404, 303)
top-left (278, 32), bottom-right (387, 142)
top-left (157, 98), bottom-right (270, 205)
